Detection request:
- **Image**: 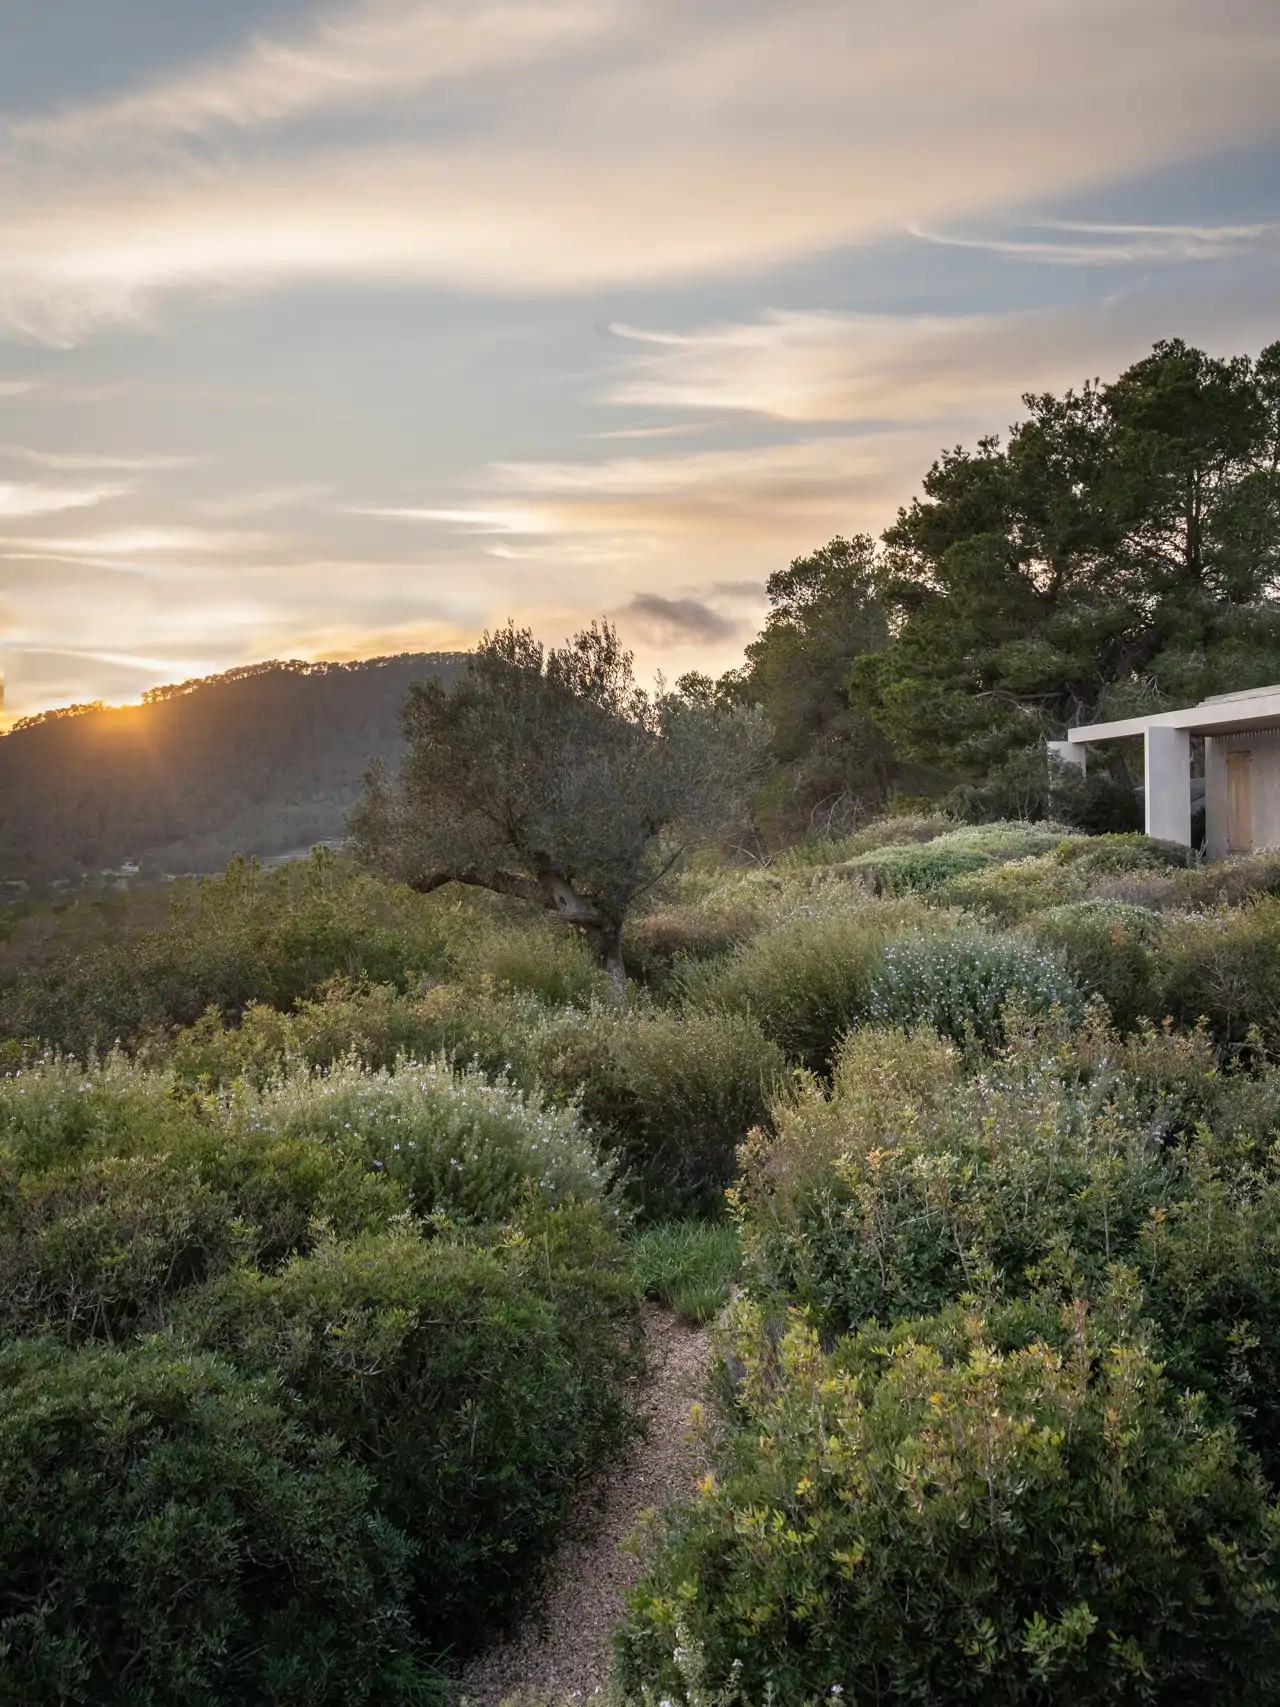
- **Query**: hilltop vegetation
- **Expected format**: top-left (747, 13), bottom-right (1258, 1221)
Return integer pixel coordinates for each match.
top-left (0, 652), bottom-right (463, 890)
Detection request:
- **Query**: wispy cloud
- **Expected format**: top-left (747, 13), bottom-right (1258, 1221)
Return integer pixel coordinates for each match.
top-left (4, 526), bottom-right (267, 554)
top-left (12, 0), bottom-right (614, 148)
top-left (349, 503), bottom-right (553, 534)
top-left (910, 219), bottom-right (1278, 266)
top-left (4, 1), bottom-right (1280, 341)
top-left (0, 480), bottom-right (131, 518)
top-left (602, 284), bottom-right (1280, 425)
top-left (198, 484), bottom-right (327, 518)
top-left (588, 423), bottom-right (709, 441)
top-left (2, 446), bottom-right (198, 471)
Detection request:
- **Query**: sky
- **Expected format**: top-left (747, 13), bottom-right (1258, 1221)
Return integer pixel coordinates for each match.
top-left (1, 0), bottom-right (1279, 723)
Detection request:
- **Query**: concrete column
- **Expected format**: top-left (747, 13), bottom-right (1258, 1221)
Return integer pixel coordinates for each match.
top-left (1047, 740), bottom-right (1087, 774)
top-left (1203, 736), bottom-right (1226, 860)
top-left (1144, 725), bottom-right (1191, 845)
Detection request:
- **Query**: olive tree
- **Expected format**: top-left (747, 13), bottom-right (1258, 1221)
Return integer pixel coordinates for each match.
top-left (349, 622), bottom-right (767, 996)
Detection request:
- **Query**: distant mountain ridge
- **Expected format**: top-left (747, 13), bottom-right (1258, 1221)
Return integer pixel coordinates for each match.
top-left (0, 653), bottom-right (465, 889)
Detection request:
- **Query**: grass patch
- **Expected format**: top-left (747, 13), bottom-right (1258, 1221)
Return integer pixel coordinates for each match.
top-left (631, 1220), bottom-right (742, 1324)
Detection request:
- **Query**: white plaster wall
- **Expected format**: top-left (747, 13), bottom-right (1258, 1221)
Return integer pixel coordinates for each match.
top-left (1205, 728), bottom-right (1280, 858)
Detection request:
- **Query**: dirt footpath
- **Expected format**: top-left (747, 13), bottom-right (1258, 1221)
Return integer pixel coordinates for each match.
top-left (459, 1304), bottom-right (709, 1707)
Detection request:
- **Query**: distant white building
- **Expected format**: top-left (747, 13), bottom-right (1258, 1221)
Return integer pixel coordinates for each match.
top-left (1055, 685), bottom-right (1280, 856)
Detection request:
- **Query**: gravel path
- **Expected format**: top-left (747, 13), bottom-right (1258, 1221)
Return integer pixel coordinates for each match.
top-left (459, 1303), bottom-right (709, 1707)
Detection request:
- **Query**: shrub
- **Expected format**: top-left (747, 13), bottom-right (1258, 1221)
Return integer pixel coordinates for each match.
top-left (936, 853), bottom-right (1084, 921)
top-left (932, 821), bottom-right (1076, 858)
top-left (164, 993), bottom-right (781, 1221)
top-left (159, 979), bottom-right (517, 1086)
top-left (236, 1054), bottom-right (610, 1224)
top-left (0, 854), bottom-right (455, 1055)
top-left (618, 1297), bottom-right (1280, 1706)
top-left (863, 931), bottom-right (1082, 1044)
top-left (576, 1009), bottom-right (784, 1218)
top-left (1025, 900), bottom-right (1166, 1030)
top-left (0, 1154), bottom-right (237, 1341)
top-left (631, 1220), bottom-right (743, 1323)
top-left (0, 1337), bottom-right (430, 1706)
top-left (0, 1055), bottom-right (405, 1302)
top-left (0, 1050), bottom-right (201, 1172)
top-left (1052, 831), bottom-right (1194, 874)
top-left (1137, 1149), bottom-right (1280, 1479)
top-left (843, 844), bottom-right (995, 895)
top-left (734, 1017), bottom-right (1202, 1332)
top-left (1161, 899), bottom-right (1280, 1043)
top-left (624, 898), bottom-right (763, 986)
top-left (681, 902), bottom-right (914, 1070)
top-left (772, 814), bottom-right (956, 869)
top-left (452, 917), bottom-right (604, 1006)
top-left (734, 1016), bottom-right (1280, 1471)
top-left (180, 1215), bottom-right (639, 1650)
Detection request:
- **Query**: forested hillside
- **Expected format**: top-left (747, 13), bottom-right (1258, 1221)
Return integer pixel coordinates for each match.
top-left (0, 653), bottom-right (463, 889)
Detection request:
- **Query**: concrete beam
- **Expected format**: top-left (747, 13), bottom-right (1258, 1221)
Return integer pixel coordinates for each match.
top-left (1144, 725), bottom-right (1191, 845)
top-left (1047, 740), bottom-right (1087, 773)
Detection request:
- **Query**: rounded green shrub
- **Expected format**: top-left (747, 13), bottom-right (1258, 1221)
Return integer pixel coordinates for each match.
top-left (681, 903), bottom-right (909, 1070)
top-left (864, 930), bottom-right (1082, 1044)
top-left (1160, 898), bottom-right (1280, 1043)
top-left (1051, 831), bottom-right (1194, 874)
top-left (1025, 900), bottom-right (1166, 1030)
top-left (617, 1298), bottom-right (1280, 1706)
top-left (0, 1337), bottom-right (429, 1706)
top-left (238, 1054), bottom-right (610, 1223)
top-left (844, 843), bottom-right (995, 894)
top-left (179, 1214), bottom-right (639, 1650)
top-left (0, 1154), bottom-right (235, 1342)
top-left (575, 1008), bottom-right (785, 1218)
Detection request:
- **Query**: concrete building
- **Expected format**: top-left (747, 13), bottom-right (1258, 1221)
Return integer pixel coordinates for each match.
top-left (1052, 685), bottom-right (1280, 855)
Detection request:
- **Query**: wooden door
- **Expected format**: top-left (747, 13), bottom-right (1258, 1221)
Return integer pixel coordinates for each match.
top-left (1227, 750), bottom-right (1253, 852)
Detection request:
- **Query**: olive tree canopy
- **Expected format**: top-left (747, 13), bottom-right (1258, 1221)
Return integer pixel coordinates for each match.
top-left (349, 622), bottom-right (768, 994)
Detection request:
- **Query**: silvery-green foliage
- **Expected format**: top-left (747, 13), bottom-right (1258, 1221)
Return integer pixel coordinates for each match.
top-left (865, 930), bottom-right (1082, 1043)
top-left (350, 623), bottom-right (770, 981)
top-left (236, 1054), bottom-right (610, 1223)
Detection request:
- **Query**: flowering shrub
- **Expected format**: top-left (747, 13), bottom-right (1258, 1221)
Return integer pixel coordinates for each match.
top-left (863, 930), bottom-right (1082, 1043)
top-left (0, 1049), bottom-right (197, 1172)
top-left (734, 1014), bottom-right (1280, 1473)
top-left (617, 1295), bottom-right (1280, 1706)
top-left (738, 1015), bottom-right (1198, 1323)
top-left (238, 1054), bottom-right (609, 1223)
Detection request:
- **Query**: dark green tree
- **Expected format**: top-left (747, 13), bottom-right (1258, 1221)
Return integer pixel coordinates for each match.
top-left (349, 622), bottom-right (766, 995)
top-left (850, 339), bottom-right (1280, 787)
top-left (718, 536), bottom-right (902, 835)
